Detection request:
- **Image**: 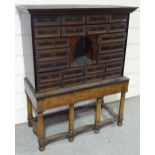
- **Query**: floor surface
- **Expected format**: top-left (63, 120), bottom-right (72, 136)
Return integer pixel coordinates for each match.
top-left (15, 97), bottom-right (140, 155)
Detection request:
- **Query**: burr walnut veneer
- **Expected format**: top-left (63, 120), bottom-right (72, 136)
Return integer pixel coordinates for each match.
top-left (23, 6), bottom-right (137, 151)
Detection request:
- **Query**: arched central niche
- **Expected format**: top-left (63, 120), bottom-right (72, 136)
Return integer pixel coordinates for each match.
top-left (71, 36), bottom-right (97, 66)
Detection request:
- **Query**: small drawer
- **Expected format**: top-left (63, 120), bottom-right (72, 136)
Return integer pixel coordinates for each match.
top-left (106, 61), bottom-right (123, 72)
top-left (62, 15), bottom-right (85, 25)
top-left (109, 14), bottom-right (128, 23)
top-left (63, 67), bottom-right (84, 79)
top-left (86, 14), bottom-right (108, 24)
top-left (85, 64), bottom-right (105, 75)
top-left (35, 27), bottom-right (61, 38)
top-left (108, 23), bottom-right (127, 33)
top-left (87, 24), bottom-right (108, 35)
top-left (63, 76), bottom-right (84, 87)
top-left (98, 52), bottom-right (124, 63)
top-left (85, 73), bottom-right (103, 83)
top-left (98, 32), bottom-right (126, 44)
top-left (34, 16), bottom-right (60, 26)
top-left (105, 70), bottom-right (122, 79)
top-left (35, 38), bottom-right (70, 50)
top-left (98, 42), bottom-right (125, 54)
top-left (37, 59), bottom-right (69, 72)
top-left (36, 48), bottom-right (70, 62)
top-left (38, 80), bottom-right (62, 92)
top-left (62, 26), bottom-right (85, 36)
top-left (37, 71), bottom-right (62, 83)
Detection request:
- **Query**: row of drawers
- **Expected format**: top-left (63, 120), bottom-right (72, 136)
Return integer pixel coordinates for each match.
top-left (37, 64), bottom-right (123, 92)
top-left (35, 23), bottom-right (127, 38)
top-left (34, 14), bottom-right (128, 26)
top-left (35, 32), bottom-right (126, 50)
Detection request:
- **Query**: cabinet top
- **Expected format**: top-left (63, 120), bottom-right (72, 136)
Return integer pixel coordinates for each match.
top-left (16, 5), bottom-right (137, 14)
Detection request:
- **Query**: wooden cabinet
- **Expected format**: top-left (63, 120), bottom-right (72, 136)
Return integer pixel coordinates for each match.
top-left (25, 7), bottom-right (136, 93)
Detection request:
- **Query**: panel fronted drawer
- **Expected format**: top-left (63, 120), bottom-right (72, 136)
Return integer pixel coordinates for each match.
top-left (37, 59), bottom-right (69, 72)
top-left (98, 52), bottom-right (124, 63)
top-left (98, 42), bottom-right (125, 54)
top-left (86, 24), bottom-right (108, 35)
top-left (38, 80), bottom-right (62, 92)
top-left (34, 16), bottom-right (60, 26)
top-left (63, 67), bottom-right (84, 79)
top-left (35, 38), bottom-right (70, 50)
top-left (37, 71), bottom-right (62, 83)
top-left (85, 73), bottom-right (103, 83)
top-left (35, 27), bottom-right (61, 38)
top-left (62, 26), bottom-right (85, 36)
top-left (36, 48), bottom-right (70, 62)
top-left (98, 32), bottom-right (126, 44)
top-left (105, 70), bottom-right (122, 79)
top-left (106, 61), bottom-right (123, 71)
top-left (63, 76), bottom-right (85, 87)
top-left (62, 15), bottom-right (85, 25)
top-left (108, 23), bottom-right (127, 33)
top-left (86, 14), bottom-right (108, 24)
top-left (85, 64), bottom-right (105, 75)
top-left (109, 14), bottom-right (128, 23)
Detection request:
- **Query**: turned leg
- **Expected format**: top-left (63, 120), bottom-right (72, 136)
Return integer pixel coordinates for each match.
top-left (117, 92), bottom-right (126, 126)
top-left (94, 97), bottom-right (102, 134)
top-left (68, 104), bottom-right (74, 142)
top-left (101, 97), bottom-right (104, 109)
top-left (26, 94), bottom-right (33, 127)
top-left (37, 112), bottom-right (45, 151)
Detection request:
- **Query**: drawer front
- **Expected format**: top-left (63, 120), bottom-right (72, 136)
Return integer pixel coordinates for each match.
top-left (98, 32), bottom-right (126, 44)
top-left (38, 80), bottom-right (62, 92)
top-left (36, 48), bottom-right (70, 62)
top-left (106, 61), bottom-right (123, 72)
top-left (105, 70), bottom-right (122, 79)
top-left (87, 24), bottom-right (108, 35)
top-left (37, 59), bottom-right (69, 72)
top-left (63, 67), bottom-right (84, 79)
top-left (86, 14), bottom-right (108, 24)
top-left (98, 52), bottom-right (124, 63)
top-left (62, 26), bottom-right (85, 36)
top-left (109, 14), bottom-right (128, 23)
top-left (108, 23), bottom-right (127, 33)
top-left (37, 71), bottom-right (62, 83)
top-left (35, 38), bottom-right (70, 50)
top-left (35, 27), bottom-right (61, 38)
top-left (34, 16), bottom-right (60, 26)
top-left (85, 73), bottom-right (103, 83)
top-left (85, 64), bottom-right (105, 75)
top-left (98, 42), bottom-right (125, 54)
top-left (63, 76), bottom-right (85, 87)
top-left (62, 15), bottom-right (85, 25)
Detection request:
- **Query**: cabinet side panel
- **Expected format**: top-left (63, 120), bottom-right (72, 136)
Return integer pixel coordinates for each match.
top-left (20, 11), bottom-right (35, 90)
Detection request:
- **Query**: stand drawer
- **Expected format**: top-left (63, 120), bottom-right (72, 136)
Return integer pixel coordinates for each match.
top-left (106, 61), bottom-right (123, 71)
top-left (35, 38), bottom-right (70, 50)
top-left (85, 73), bottom-right (103, 83)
